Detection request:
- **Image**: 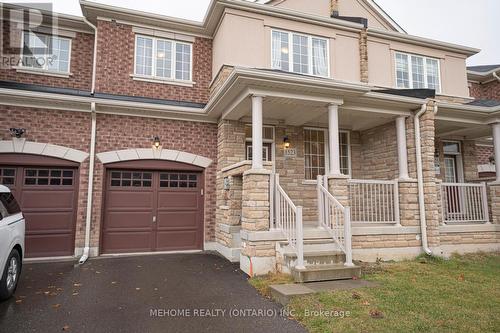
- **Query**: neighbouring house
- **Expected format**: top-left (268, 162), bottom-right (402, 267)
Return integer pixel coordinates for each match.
top-left (0, 0), bottom-right (499, 280)
top-left (467, 65), bottom-right (500, 179)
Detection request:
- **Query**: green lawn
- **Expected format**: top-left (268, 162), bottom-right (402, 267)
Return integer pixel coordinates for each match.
top-left (250, 253), bottom-right (500, 333)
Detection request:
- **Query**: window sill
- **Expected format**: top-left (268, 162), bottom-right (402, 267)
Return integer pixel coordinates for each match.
top-left (130, 74), bottom-right (195, 87)
top-left (14, 67), bottom-right (72, 78)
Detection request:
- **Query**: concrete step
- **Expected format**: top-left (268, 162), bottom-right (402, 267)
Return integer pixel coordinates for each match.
top-left (291, 264), bottom-right (362, 283)
top-left (283, 250), bottom-right (346, 266)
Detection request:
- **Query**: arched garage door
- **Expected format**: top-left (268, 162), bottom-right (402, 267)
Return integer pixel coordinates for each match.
top-left (0, 154), bottom-right (79, 258)
top-left (101, 160), bottom-right (204, 254)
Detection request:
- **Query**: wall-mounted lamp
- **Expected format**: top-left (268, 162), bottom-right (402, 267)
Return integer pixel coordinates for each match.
top-left (152, 136), bottom-right (161, 149)
top-left (10, 128), bottom-right (26, 138)
top-left (283, 136), bottom-right (290, 149)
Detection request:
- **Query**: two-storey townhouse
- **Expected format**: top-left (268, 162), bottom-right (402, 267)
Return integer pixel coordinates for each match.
top-left (0, 0), bottom-right (498, 279)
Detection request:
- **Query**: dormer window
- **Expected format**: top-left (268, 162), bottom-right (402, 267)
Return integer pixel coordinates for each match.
top-left (134, 35), bottom-right (193, 83)
top-left (271, 29), bottom-right (329, 77)
top-left (22, 32), bottom-right (71, 73)
top-left (395, 52), bottom-right (441, 92)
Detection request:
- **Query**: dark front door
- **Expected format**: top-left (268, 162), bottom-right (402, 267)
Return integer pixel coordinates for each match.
top-left (0, 162), bottom-right (78, 258)
top-left (102, 169), bottom-right (203, 254)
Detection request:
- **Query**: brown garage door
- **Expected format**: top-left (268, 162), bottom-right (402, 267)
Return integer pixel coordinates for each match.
top-left (102, 168), bottom-right (203, 254)
top-left (0, 155), bottom-right (78, 258)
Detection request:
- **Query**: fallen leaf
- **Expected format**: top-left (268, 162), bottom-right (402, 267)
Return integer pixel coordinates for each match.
top-left (95, 271), bottom-right (101, 274)
top-left (18, 295), bottom-right (26, 299)
top-left (111, 281), bottom-right (117, 285)
top-left (49, 292), bottom-right (58, 297)
top-left (44, 291), bottom-right (50, 295)
top-left (458, 274), bottom-right (465, 281)
top-left (62, 325), bottom-right (70, 331)
top-left (352, 276), bottom-right (359, 280)
top-left (135, 288), bottom-right (141, 291)
top-left (352, 292), bottom-right (361, 299)
top-left (369, 309), bottom-right (384, 319)
top-left (73, 283), bottom-right (82, 287)
top-left (137, 265), bottom-right (142, 268)
top-left (15, 299), bottom-right (23, 304)
top-left (52, 304), bottom-right (61, 309)
top-left (72, 292), bottom-right (79, 296)
top-left (56, 288), bottom-right (63, 291)
top-left (362, 300), bottom-right (370, 306)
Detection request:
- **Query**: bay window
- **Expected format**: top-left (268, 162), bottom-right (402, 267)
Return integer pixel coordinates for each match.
top-left (395, 52), bottom-right (441, 92)
top-left (304, 129), bottom-right (350, 180)
top-left (272, 29), bottom-right (329, 77)
top-left (22, 32), bottom-right (71, 73)
top-left (135, 35), bottom-right (192, 82)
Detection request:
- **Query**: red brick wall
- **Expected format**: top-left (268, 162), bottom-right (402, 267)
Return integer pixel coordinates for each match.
top-left (90, 114), bottom-right (218, 249)
top-left (0, 105), bottom-right (92, 250)
top-left (477, 145), bottom-right (494, 165)
top-left (0, 20), bottom-right (94, 90)
top-left (469, 81), bottom-right (500, 101)
top-left (95, 20), bottom-right (212, 104)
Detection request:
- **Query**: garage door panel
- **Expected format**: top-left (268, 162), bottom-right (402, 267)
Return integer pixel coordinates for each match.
top-left (102, 232), bottom-right (153, 253)
top-left (20, 190), bottom-right (75, 209)
top-left (23, 211), bottom-right (74, 232)
top-left (155, 230), bottom-right (199, 251)
top-left (26, 233), bottom-right (74, 257)
top-left (158, 191), bottom-right (199, 209)
top-left (157, 211), bottom-right (198, 229)
top-left (106, 191), bottom-right (154, 209)
top-left (0, 164), bottom-right (78, 258)
top-left (105, 211), bottom-right (154, 230)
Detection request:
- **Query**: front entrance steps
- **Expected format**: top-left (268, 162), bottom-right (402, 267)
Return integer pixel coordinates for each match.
top-left (276, 238), bottom-right (361, 283)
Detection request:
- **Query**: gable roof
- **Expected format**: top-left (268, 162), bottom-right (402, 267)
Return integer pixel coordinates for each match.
top-left (264, 0), bottom-right (405, 33)
top-left (467, 64), bottom-right (500, 83)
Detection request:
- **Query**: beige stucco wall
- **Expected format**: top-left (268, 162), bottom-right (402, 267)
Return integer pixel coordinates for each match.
top-left (367, 36), bottom-right (470, 97)
top-left (213, 7), bottom-right (471, 98)
top-left (269, 0), bottom-right (394, 31)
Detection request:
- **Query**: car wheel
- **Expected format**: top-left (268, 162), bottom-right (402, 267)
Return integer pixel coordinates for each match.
top-left (0, 249), bottom-right (21, 301)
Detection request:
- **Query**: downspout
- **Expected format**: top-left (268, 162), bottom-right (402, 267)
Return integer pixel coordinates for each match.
top-left (79, 17), bottom-right (98, 264)
top-left (493, 71), bottom-right (500, 83)
top-left (414, 101), bottom-right (438, 256)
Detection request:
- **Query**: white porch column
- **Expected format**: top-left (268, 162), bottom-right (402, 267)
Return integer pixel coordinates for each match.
top-left (493, 122), bottom-right (500, 182)
top-left (251, 95), bottom-right (264, 170)
top-left (396, 116), bottom-right (410, 180)
top-left (328, 104), bottom-right (341, 176)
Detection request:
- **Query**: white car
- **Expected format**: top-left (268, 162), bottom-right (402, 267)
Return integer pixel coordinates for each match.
top-left (0, 185), bottom-right (25, 301)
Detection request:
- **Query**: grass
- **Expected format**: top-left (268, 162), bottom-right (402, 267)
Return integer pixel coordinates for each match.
top-left (250, 253), bottom-right (500, 333)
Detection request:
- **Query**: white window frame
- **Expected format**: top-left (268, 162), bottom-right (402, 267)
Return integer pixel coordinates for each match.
top-left (134, 34), bottom-right (193, 83)
top-left (442, 140), bottom-right (464, 183)
top-left (245, 125), bottom-right (275, 163)
top-left (271, 29), bottom-right (330, 78)
top-left (394, 51), bottom-right (442, 93)
top-left (20, 31), bottom-right (72, 74)
top-left (303, 128), bottom-right (351, 180)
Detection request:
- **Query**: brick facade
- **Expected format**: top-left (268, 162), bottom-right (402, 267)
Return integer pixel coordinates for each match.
top-left (469, 81), bottom-right (500, 101)
top-left (95, 20), bottom-right (212, 104)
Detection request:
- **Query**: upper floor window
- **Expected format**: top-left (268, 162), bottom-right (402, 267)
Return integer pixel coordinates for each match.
top-left (135, 35), bottom-right (192, 82)
top-left (395, 52), bottom-right (440, 92)
top-left (271, 30), bottom-right (329, 77)
top-left (22, 32), bottom-right (71, 73)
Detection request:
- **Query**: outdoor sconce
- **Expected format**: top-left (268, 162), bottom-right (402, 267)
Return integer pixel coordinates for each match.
top-left (9, 128), bottom-right (26, 138)
top-left (152, 136), bottom-right (161, 149)
top-left (283, 136), bottom-right (291, 149)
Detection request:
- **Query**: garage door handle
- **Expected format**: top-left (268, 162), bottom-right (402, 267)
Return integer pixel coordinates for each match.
top-left (152, 216), bottom-right (157, 223)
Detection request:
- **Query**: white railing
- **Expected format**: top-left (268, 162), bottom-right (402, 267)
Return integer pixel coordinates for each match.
top-left (317, 176), bottom-right (353, 266)
top-left (440, 182), bottom-right (489, 224)
top-left (348, 179), bottom-right (400, 225)
top-left (274, 174), bottom-right (305, 269)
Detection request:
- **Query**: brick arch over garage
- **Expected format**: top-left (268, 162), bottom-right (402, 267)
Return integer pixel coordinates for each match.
top-left (96, 148), bottom-right (213, 168)
top-left (0, 139), bottom-right (89, 163)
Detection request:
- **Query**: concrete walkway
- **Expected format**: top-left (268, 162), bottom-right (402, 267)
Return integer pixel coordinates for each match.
top-left (0, 253), bottom-right (305, 333)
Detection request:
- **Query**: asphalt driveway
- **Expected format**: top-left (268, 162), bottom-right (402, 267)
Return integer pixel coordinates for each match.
top-left (0, 253), bottom-right (306, 333)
